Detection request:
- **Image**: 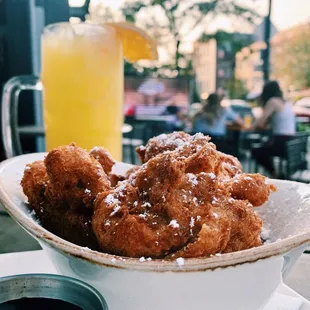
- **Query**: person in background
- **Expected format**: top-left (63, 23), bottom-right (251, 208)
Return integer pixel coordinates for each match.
top-left (165, 104), bottom-right (187, 131)
top-left (252, 80), bottom-right (296, 177)
top-left (192, 93), bottom-right (243, 136)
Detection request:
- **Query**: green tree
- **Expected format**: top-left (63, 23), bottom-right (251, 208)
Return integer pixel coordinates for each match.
top-left (228, 78), bottom-right (248, 99)
top-left (121, 0), bottom-right (259, 72)
top-left (272, 23), bottom-right (310, 91)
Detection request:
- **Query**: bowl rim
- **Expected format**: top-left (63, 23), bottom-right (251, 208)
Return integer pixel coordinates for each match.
top-left (1, 153), bottom-right (310, 272)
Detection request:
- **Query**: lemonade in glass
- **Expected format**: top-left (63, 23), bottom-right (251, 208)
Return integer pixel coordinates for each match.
top-left (2, 22), bottom-right (157, 159)
top-left (42, 23), bottom-right (123, 160)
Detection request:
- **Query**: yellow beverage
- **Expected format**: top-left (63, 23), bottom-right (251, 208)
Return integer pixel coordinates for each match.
top-left (41, 23), bottom-right (123, 160)
top-left (244, 114), bottom-right (252, 128)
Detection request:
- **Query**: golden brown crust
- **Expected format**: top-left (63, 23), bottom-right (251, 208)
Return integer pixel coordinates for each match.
top-left (90, 146), bottom-right (115, 175)
top-left (21, 133), bottom-right (276, 258)
top-left (109, 166), bottom-right (140, 187)
top-left (35, 201), bottom-right (99, 249)
top-left (44, 144), bottom-right (111, 210)
top-left (227, 173), bottom-right (276, 207)
top-left (21, 144), bottom-right (112, 249)
top-left (21, 161), bottom-right (48, 212)
top-left (93, 134), bottom-right (273, 258)
top-left (136, 131), bottom-right (193, 163)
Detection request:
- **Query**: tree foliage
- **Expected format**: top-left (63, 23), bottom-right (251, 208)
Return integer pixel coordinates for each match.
top-left (272, 23), bottom-right (310, 91)
top-left (121, 0), bottom-right (260, 74)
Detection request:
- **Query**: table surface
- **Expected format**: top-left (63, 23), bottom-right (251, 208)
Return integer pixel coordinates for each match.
top-left (0, 250), bottom-right (310, 307)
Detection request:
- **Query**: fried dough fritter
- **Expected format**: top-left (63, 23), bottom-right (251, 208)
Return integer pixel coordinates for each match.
top-left (21, 144), bottom-right (112, 249)
top-left (228, 173), bottom-right (276, 207)
top-left (90, 146), bottom-right (115, 175)
top-left (21, 160), bottom-right (98, 248)
top-left (109, 165), bottom-right (140, 187)
top-left (21, 133), bottom-right (276, 259)
top-left (136, 131), bottom-right (193, 163)
top-left (21, 161), bottom-right (49, 212)
top-left (45, 144), bottom-right (110, 210)
top-left (93, 134), bottom-right (275, 258)
top-left (136, 131), bottom-right (241, 179)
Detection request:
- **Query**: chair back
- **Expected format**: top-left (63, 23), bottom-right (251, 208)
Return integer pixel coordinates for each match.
top-left (294, 131), bottom-right (309, 153)
top-left (286, 138), bottom-right (308, 177)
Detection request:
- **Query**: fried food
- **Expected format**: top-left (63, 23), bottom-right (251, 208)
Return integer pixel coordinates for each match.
top-left (227, 173), bottom-right (276, 207)
top-left (44, 144), bottom-right (110, 210)
top-left (21, 161), bottom-right (48, 212)
top-left (109, 165), bottom-right (140, 187)
top-left (136, 131), bottom-right (192, 163)
top-left (93, 134), bottom-right (275, 258)
top-left (136, 131), bottom-right (241, 179)
top-left (22, 133), bottom-right (276, 259)
top-left (90, 146), bottom-right (115, 175)
top-left (21, 144), bottom-right (112, 249)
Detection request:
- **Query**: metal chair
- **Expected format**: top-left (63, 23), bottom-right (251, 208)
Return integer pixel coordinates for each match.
top-left (286, 138), bottom-right (310, 183)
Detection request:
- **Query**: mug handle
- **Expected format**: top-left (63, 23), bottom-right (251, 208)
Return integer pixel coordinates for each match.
top-left (1, 75), bottom-right (42, 158)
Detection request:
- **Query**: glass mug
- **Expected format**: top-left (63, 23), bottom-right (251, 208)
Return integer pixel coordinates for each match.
top-left (2, 22), bottom-right (123, 160)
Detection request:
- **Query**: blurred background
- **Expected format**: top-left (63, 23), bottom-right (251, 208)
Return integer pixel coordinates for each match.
top-left (0, 0), bottom-right (310, 174)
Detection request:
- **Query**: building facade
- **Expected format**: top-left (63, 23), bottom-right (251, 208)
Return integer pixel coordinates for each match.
top-left (192, 39), bottom-right (217, 98)
top-left (235, 41), bottom-right (266, 95)
top-left (193, 32), bottom-right (252, 99)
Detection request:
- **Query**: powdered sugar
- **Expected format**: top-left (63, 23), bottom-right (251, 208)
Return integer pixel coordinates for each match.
top-left (176, 257), bottom-right (185, 266)
top-left (212, 197), bottom-right (218, 204)
top-left (115, 182), bottom-right (126, 197)
top-left (190, 217), bottom-right (195, 228)
top-left (187, 173), bottom-right (198, 186)
top-left (169, 219), bottom-right (180, 228)
top-left (138, 212), bottom-right (148, 219)
top-left (208, 173), bottom-right (216, 180)
top-left (142, 202), bottom-right (152, 208)
top-left (105, 194), bottom-right (120, 205)
top-left (261, 227), bottom-right (271, 240)
top-left (110, 205), bottom-right (121, 216)
top-left (91, 146), bottom-right (101, 152)
top-left (213, 212), bottom-right (219, 219)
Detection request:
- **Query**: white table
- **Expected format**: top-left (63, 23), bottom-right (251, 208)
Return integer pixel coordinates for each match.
top-left (0, 250), bottom-right (309, 309)
top-left (0, 250), bottom-right (57, 277)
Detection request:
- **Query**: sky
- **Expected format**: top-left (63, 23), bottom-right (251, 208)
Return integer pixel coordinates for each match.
top-left (70, 0), bottom-right (310, 31)
top-left (260, 0), bottom-right (310, 30)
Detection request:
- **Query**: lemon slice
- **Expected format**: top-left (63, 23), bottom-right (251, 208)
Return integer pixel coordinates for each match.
top-left (105, 22), bottom-right (158, 62)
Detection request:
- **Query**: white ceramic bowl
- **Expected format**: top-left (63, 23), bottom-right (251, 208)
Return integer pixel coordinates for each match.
top-left (1, 153), bottom-right (310, 310)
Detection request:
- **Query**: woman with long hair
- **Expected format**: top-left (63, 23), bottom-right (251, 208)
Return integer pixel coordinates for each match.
top-left (252, 80), bottom-right (296, 177)
top-left (192, 93), bottom-right (243, 136)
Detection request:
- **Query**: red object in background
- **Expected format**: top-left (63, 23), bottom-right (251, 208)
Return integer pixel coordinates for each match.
top-left (125, 104), bottom-right (136, 117)
top-left (124, 77), bottom-right (191, 117)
